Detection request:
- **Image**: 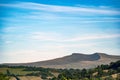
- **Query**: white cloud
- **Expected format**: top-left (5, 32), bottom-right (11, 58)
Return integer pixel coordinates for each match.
top-left (63, 34), bottom-right (120, 42)
top-left (1, 2), bottom-right (120, 22)
top-left (30, 32), bottom-right (120, 42)
top-left (30, 32), bottom-right (60, 41)
top-left (24, 13), bottom-right (61, 20)
top-left (0, 2), bottom-right (120, 15)
top-left (20, 11), bottom-right (120, 22)
top-left (42, 43), bottom-right (97, 49)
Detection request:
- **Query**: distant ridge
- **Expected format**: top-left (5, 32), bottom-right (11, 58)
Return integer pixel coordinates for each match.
top-left (3, 53), bottom-right (120, 69)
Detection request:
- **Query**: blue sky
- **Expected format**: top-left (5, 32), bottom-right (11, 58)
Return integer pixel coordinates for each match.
top-left (0, 0), bottom-right (120, 63)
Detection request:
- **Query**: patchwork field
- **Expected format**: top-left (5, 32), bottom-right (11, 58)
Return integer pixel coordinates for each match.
top-left (0, 60), bottom-right (120, 80)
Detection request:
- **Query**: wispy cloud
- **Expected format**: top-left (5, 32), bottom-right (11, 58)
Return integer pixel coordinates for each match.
top-left (30, 32), bottom-right (120, 42)
top-left (1, 2), bottom-right (120, 23)
top-left (63, 34), bottom-right (120, 42)
top-left (30, 32), bottom-right (61, 41)
top-left (16, 11), bottom-right (120, 22)
top-left (0, 2), bottom-right (120, 15)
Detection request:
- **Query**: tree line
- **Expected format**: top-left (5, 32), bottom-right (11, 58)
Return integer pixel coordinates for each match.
top-left (0, 60), bottom-right (120, 80)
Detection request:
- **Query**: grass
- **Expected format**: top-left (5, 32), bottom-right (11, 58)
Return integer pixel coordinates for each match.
top-left (0, 68), bottom-right (38, 75)
top-left (9, 76), bottom-right (42, 80)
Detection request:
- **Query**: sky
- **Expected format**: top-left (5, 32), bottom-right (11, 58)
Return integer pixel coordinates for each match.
top-left (0, 0), bottom-right (120, 63)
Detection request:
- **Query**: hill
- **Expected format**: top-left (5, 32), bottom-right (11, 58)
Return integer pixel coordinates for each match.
top-left (3, 53), bottom-right (120, 69)
top-left (0, 60), bottom-right (120, 80)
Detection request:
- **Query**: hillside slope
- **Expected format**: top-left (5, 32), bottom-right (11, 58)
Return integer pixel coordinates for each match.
top-left (4, 53), bottom-right (120, 69)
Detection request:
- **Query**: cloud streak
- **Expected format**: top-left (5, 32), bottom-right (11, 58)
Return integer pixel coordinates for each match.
top-left (63, 34), bottom-right (120, 42)
top-left (30, 32), bottom-right (120, 42)
top-left (0, 2), bottom-right (120, 15)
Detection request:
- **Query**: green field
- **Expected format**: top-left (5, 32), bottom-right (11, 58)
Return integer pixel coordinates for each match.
top-left (0, 67), bottom-right (38, 76)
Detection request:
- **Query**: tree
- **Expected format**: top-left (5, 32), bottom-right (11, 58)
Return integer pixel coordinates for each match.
top-left (58, 74), bottom-right (68, 80)
top-left (6, 69), bottom-right (10, 76)
top-left (50, 77), bottom-right (57, 80)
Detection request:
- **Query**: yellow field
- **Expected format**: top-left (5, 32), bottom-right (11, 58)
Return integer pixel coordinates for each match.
top-left (10, 76), bottom-right (42, 80)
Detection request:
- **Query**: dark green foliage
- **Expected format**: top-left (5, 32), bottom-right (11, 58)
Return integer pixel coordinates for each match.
top-left (50, 60), bottom-right (120, 80)
top-left (109, 60), bottom-right (120, 70)
top-left (0, 65), bottom-right (9, 68)
top-left (24, 67), bottom-right (54, 78)
top-left (0, 73), bottom-right (10, 80)
top-left (41, 73), bottom-right (47, 79)
top-left (50, 77), bottom-right (57, 80)
top-left (6, 69), bottom-right (10, 76)
top-left (26, 72), bottom-right (40, 76)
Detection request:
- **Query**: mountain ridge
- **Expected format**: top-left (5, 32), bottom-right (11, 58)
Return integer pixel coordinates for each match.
top-left (3, 53), bottom-right (120, 69)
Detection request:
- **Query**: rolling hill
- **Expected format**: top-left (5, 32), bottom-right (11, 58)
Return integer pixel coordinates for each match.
top-left (4, 53), bottom-right (120, 69)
